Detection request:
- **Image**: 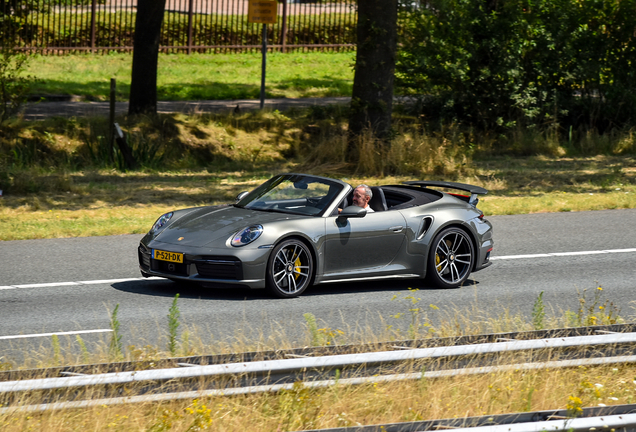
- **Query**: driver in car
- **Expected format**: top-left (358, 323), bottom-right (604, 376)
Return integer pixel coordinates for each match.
top-left (351, 184), bottom-right (374, 213)
top-left (337, 184), bottom-right (374, 214)
top-left (338, 184), bottom-right (374, 213)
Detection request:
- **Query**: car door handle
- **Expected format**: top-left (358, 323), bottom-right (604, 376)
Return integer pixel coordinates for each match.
top-left (389, 225), bottom-right (404, 233)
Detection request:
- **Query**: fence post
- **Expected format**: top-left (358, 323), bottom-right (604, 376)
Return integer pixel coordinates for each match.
top-left (187, 0), bottom-right (194, 54)
top-left (280, 1), bottom-right (288, 53)
top-left (260, 23), bottom-right (267, 110)
top-left (90, 0), bottom-right (97, 53)
top-left (109, 78), bottom-right (116, 163)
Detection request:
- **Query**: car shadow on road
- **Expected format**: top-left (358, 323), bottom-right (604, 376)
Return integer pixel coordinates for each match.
top-left (111, 277), bottom-right (479, 301)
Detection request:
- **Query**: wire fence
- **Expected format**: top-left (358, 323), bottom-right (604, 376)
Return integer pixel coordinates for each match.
top-left (1, 0), bottom-right (357, 54)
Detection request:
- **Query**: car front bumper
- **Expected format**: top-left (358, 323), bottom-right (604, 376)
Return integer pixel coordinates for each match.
top-left (138, 240), bottom-right (270, 289)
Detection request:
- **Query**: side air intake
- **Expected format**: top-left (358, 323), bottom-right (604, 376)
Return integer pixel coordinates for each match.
top-left (417, 216), bottom-right (434, 240)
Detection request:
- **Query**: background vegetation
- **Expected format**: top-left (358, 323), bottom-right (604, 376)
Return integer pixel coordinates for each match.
top-left (2, 2), bottom-right (636, 240)
top-left (0, 288), bottom-right (630, 431)
top-left (398, 0), bottom-right (636, 137)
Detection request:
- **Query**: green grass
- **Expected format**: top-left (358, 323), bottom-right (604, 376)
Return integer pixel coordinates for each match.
top-left (24, 51), bottom-right (355, 101)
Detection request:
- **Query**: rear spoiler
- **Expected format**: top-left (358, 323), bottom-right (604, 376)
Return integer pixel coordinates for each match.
top-left (403, 181), bottom-right (488, 207)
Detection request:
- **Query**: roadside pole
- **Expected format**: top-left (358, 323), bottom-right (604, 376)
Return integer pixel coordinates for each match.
top-left (109, 78), bottom-right (116, 163)
top-left (260, 23), bottom-right (267, 109)
top-left (247, 1), bottom-right (278, 110)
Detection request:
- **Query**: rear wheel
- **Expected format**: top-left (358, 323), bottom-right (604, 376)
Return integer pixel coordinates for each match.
top-left (266, 239), bottom-right (313, 298)
top-left (427, 227), bottom-right (474, 288)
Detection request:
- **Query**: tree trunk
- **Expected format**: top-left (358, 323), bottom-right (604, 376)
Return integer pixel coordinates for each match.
top-left (348, 0), bottom-right (398, 151)
top-left (128, 0), bottom-right (167, 115)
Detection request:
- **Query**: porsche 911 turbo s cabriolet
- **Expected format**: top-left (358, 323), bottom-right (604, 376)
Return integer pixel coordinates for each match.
top-left (138, 173), bottom-right (494, 298)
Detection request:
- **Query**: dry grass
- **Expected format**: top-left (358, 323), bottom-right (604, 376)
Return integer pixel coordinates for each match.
top-left (0, 288), bottom-right (628, 430)
top-left (0, 171), bottom-right (271, 240)
top-left (0, 362), bottom-right (634, 431)
top-left (1, 109), bottom-right (636, 240)
top-left (1, 155), bottom-right (635, 240)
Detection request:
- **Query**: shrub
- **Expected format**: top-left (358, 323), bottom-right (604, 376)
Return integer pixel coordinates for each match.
top-left (0, 38), bottom-right (35, 123)
top-left (396, 0), bottom-right (636, 135)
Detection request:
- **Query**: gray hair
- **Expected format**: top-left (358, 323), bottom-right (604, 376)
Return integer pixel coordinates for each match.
top-left (356, 184), bottom-right (373, 199)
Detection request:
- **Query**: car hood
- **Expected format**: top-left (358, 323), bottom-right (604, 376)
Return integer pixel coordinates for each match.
top-left (153, 205), bottom-right (299, 247)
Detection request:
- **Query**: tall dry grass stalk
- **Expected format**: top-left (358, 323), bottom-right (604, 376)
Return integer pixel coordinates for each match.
top-left (299, 125), bottom-right (476, 178)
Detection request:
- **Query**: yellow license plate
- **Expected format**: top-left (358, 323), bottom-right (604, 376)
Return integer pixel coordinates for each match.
top-left (153, 249), bottom-right (184, 263)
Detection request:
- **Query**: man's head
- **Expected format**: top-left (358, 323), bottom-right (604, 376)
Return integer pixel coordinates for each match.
top-left (352, 184), bottom-right (372, 208)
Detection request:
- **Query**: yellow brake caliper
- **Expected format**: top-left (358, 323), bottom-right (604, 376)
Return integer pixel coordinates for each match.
top-left (294, 255), bottom-right (302, 280)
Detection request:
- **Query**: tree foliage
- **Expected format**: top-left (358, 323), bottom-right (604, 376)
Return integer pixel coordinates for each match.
top-left (0, 44), bottom-right (33, 122)
top-left (396, 0), bottom-right (636, 132)
top-left (0, 1), bottom-right (48, 44)
top-left (0, 2), bottom-right (36, 123)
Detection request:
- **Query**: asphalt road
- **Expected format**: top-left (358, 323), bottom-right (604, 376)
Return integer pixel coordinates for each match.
top-left (21, 97), bottom-right (351, 121)
top-left (1, 209), bottom-right (636, 361)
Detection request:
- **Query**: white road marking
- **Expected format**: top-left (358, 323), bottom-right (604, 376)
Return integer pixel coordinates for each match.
top-left (0, 329), bottom-right (112, 341)
top-left (490, 248), bottom-right (636, 261)
top-left (0, 277), bottom-right (164, 290)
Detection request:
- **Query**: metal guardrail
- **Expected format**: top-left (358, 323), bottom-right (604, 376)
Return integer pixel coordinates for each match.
top-left (4, 332), bottom-right (636, 393)
top-left (4, 354), bottom-right (636, 416)
top-left (2, 325), bottom-right (636, 417)
top-left (301, 404), bottom-right (636, 432)
top-left (2, 323), bottom-right (635, 382)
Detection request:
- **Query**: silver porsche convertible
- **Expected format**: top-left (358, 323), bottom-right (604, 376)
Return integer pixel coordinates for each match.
top-left (138, 173), bottom-right (494, 298)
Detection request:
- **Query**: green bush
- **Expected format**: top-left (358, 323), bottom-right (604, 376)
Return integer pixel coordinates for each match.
top-left (396, 0), bottom-right (636, 134)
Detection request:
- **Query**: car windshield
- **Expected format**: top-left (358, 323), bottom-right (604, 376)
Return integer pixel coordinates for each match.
top-left (235, 174), bottom-right (344, 216)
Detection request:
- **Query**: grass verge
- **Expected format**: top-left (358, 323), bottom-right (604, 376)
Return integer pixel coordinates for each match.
top-left (1, 365), bottom-right (635, 431)
top-left (24, 51), bottom-right (356, 101)
top-left (0, 288), bottom-right (630, 431)
top-left (1, 155), bottom-right (635, 240)
top-left (2, 106), bottom-right (635, 240)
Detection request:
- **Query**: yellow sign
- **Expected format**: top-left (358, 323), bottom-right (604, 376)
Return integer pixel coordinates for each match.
top-left (248, 0), bottom-right (278, 24)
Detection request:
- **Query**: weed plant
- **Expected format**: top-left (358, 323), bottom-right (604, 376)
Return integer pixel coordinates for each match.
top-left (532, 291), bottom-right (545, 330)
top-left (108, 304), bottom-right (122, 360)
top-left (167, 294), bottom-right (181, 356)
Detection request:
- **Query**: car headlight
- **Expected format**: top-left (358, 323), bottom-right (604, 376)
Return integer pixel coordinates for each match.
top-left (231, 225), bottom-right (263, 247)
top-left (150, 212), bottom-right (173, 234)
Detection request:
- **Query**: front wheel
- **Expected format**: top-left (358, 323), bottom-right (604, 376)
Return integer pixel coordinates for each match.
top-left (266, 239), bottom-right (314, 298)
top-left (427, 227), bottom-right (474, 288)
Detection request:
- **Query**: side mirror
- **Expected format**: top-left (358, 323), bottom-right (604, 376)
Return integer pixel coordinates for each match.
top-left (338, 205), bottom-right (367, 219)
top-left (235, 191), bottom-right (249, 203)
